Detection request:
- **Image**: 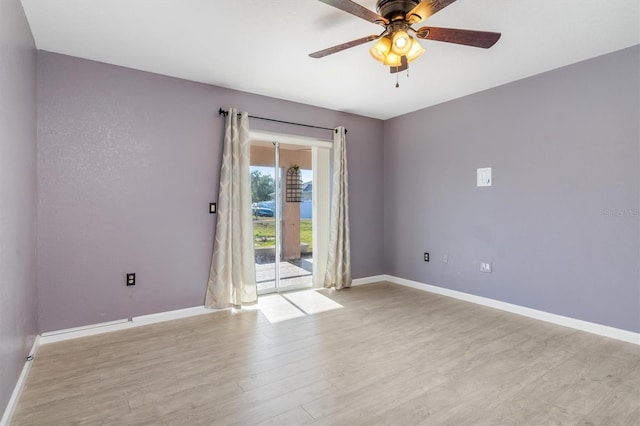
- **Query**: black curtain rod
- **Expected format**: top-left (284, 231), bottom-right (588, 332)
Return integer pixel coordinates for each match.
top-left (218, 108), bottom-right (346, 134)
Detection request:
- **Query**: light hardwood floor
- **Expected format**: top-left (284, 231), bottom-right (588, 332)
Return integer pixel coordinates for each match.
top-left (12, 282), bottom-right (640, 425)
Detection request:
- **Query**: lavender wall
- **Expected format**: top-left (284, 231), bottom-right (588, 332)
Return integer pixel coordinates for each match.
top-left (37, 52), bottom-right (384, 332)
top-left (0, 0), bottom-right (38, 415)
top-left (384, 46), bottom-right (640, 332)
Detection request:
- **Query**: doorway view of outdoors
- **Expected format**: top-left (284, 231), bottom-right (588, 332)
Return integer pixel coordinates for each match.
top-left (250, 135), bottom-right (330, 294)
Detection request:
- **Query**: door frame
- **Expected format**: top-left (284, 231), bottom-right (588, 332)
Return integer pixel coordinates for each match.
top-left (250, 130), bottom-right (332, 293)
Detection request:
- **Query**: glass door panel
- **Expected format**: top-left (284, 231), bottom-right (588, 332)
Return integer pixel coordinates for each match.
top-left (251, 141), bottom-right (277, 294)
top-left (251, 138), bottom-right (320, 294)
top-left (278, 163), bottom-right (313, 291)
top-left (277, 143), bottom-right (313, 292)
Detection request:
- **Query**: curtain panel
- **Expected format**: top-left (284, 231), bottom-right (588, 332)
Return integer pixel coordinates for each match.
top-left (206, 108), bottom-right (257, 308)
top-left (324, 126), bottom-right (352, 289)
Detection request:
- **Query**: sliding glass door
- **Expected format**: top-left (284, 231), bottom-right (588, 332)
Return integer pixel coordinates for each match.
top-left (250, 133), bottom-right (331, 294)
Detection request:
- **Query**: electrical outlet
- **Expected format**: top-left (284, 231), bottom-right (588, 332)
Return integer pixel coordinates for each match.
top-left (424, 252), bottom-right (429, 262)
top-left (480, 262), bottom-right (492, 273)
top-left (442, 254), bottom-right (448, 263)
top-left (126, 273), bottom-right (136, 286)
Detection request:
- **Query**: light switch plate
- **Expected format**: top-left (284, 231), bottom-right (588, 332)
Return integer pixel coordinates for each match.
top-left (477, 167), bottom-right (492, 187)
top-left (126, 273), bottom-right (136, 286)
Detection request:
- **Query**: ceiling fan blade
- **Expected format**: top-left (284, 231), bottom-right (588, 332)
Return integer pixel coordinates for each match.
top-left (317, 0), bottom-right (388, 25)
top-left (415, 26), bottom-right (501, 48)
top-left (309, 34), bottom-right (379, 58)
top-left (406, 0), bottom-right (457, 24)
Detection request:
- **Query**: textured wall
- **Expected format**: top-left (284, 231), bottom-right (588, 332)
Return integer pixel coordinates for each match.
top-left (0, 0), bottom-right (38, 416)
top-left (37, 52), bottom-right (384, 332)
top-left (384, 46), bottom-right (640, 332)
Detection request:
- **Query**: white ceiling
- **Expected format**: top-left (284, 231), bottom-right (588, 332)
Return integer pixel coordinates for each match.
top-left (21, 0), bottom-right (640, 120)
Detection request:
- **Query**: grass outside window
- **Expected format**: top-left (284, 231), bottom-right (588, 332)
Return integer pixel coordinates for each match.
top-left (253, 218), bottom-right (312, 249)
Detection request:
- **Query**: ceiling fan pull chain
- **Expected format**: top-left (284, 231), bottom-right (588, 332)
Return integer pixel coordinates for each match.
top-left (396, 72), bottom-right (399, 88)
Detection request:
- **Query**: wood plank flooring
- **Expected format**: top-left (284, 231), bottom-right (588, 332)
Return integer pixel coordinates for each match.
top-left (11, 282), bottom-right (640, 425)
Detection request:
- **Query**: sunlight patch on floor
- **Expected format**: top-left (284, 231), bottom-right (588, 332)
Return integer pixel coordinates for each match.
top-left (249, 294), bottom-right (305, 323)
top-left (247, 290), bottom-right (343, 323)
top-left (283, 290), bottom-right (343, 315)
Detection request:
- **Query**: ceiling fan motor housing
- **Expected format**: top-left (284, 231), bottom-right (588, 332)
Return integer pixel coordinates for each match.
top-left (376, 0), bottom-right (420, 21)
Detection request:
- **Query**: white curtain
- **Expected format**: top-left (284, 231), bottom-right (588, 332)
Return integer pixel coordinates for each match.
top-left (324, 127), bottom-right (352, 289)
top-left (205, 108), bottom-right (257, 308)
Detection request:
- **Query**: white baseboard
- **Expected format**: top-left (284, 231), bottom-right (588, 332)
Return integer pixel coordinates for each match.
top-left (352, 275), bottom-right (390, 286)
top-left (40, 306), bottom-right (223, 345)
top-left (1, 335), bottom-right (40, 426)
top-left (352, 274), bottom-right (640, 345)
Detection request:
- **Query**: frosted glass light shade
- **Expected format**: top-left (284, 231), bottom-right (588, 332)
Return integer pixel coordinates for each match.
top-left (406, 40), bottom-right (425, 62)
top-left (391, 30), bottom-right (411, 55)
top-left (369, 37), bottom-right (391, 62)
top-left (383, 52), bottom-right (402, 67)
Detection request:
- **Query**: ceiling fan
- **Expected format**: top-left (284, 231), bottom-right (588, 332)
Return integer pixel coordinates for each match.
top-left (310, 0), bottom-right (501, 78)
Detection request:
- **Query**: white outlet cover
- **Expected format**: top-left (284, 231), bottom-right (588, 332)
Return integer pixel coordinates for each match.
top-left (477, 167), bottom-right (492, 187)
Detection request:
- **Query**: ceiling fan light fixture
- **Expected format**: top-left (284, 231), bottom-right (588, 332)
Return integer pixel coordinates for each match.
top-left (369, 36), bottom-right (392, 62)
top-left (309, 0), bottom-right (502, 84)
top-left (391, 30), bottom-right (411, 55)
top-left (405, 39), bottom-right (425, 63)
